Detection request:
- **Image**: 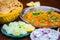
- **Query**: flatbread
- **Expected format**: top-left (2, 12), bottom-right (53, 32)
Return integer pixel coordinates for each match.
top-left (0, 0), bottom-right (20, 14)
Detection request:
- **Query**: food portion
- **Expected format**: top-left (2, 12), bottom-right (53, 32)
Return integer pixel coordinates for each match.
top-left (2, 21), bottom-right (35, 36)
top-left (26, 1), bottom-right (40, 7)
top-left (30, 28), bottom-right (60, 40)
top-left (24, 9), bottom-right (60, 27)
top-left (0, 0), bottom-right (21, 14)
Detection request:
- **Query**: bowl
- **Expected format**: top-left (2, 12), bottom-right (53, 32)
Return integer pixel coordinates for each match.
top-left (1, 21), bottom-right (32, 38)
top-left (0, 2), bottom-right (23, 24)
top-left (30, 28), bottom-right (60, 40)
top-left (1, 28), bottom-right (30, 38)
top-left (20, 6), bottom-right (60, 28)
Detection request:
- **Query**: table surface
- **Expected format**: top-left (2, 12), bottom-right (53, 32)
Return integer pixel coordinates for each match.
top-left (0, 0), bottom-right (60, 40)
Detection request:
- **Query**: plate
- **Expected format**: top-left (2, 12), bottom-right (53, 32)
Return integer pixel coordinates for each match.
top-left (1, 25), bottom-right (30, 38)
top-left (20, 6), bottom-right (60, 28)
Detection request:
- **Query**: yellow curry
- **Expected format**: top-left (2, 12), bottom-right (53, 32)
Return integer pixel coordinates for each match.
top-left (24, 9), bottom-right (60, 27)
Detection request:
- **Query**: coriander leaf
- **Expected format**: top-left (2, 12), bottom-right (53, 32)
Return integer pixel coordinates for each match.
top-left (32, 12), bottom-right (40, 16)
top-left (40, 20), bottom-right (45, 23)
top-left (47, 9), bottom-right (53, 14)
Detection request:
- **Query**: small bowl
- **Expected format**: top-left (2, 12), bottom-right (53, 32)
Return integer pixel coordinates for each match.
top-left (1, 28), bottom-right (30, 38)
top-left (30, 28), bottom-right (60, 40)
top-left (1, 21), bottom-right (31, 38)
top-left (20, 6), bottom-right (60, 28)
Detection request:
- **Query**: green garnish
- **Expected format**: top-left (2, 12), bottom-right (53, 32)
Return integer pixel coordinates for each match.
top-left (50, 17), bottom-right (58, 22)
top-left (40, 20), bottom-right (45, 23)
top-left (50, 17), bottom-right (55, 20)
top-left (32, 11), bottom-right (43, 16)
top-left (32, 12), bottom-right (40, 16)
top-left (39, 11), bottom-right (43, 15)
top-left (47, 9), bottom-right (53, 14)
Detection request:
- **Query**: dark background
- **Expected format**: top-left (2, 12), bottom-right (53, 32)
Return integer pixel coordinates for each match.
top-left (20, 0), bottom-right (60, 9)
top-left (0, 0), bottom-right (60, 40)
